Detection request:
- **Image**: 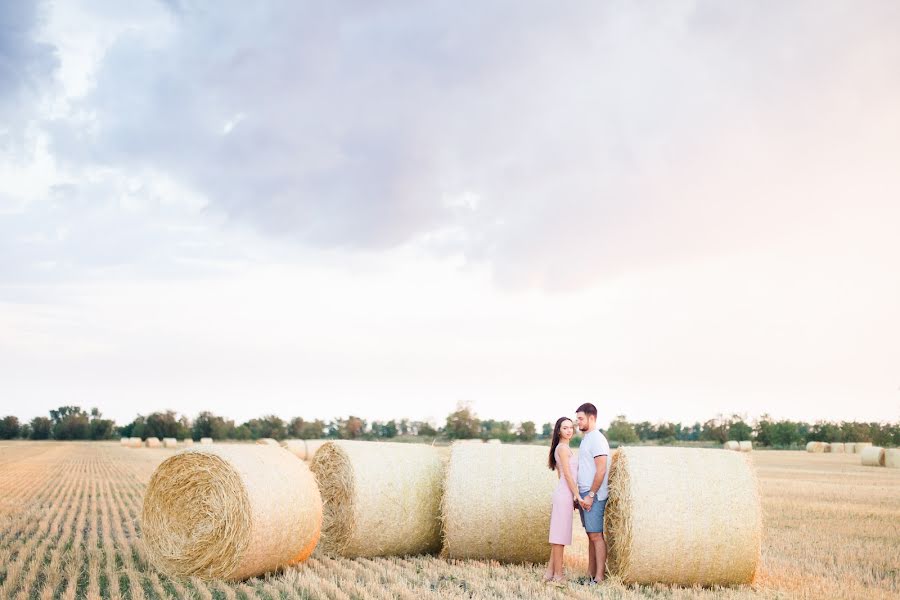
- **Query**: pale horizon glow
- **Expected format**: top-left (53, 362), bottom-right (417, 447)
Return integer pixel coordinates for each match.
top-left (1, 1), bottom-right (899, 429)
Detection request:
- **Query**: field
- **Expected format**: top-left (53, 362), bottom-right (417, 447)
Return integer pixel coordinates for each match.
top-left (0, 443), bottom-right (897, 600)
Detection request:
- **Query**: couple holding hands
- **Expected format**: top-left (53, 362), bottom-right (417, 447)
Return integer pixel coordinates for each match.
top-left (545, 403), bottom-right (610, 586)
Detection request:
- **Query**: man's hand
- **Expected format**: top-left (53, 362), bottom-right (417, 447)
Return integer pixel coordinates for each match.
top-left (582, 495), bottom-right (594, 511)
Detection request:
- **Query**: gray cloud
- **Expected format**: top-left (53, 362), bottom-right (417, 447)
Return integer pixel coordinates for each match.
top-left (32, 1), bottom-right (900, 287)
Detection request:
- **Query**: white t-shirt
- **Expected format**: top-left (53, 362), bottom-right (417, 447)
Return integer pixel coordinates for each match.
top-left (577, 429), bottom-right (611, 499)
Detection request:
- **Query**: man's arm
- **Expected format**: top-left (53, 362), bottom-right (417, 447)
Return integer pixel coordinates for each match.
top-left (582, 455), bottom-right (608, 509)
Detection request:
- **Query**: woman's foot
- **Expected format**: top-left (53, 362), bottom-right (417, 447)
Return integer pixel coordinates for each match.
top-left (549, 575), bottom-right (566, 588)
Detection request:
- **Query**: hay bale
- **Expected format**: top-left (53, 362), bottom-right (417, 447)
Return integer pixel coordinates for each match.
top-left (486, 439), bottom-right (502, 445)
top-left (806, 442), bottom-right (827, 453)
top-left (845, 443), bottom-right (857, 454)
top-left (141, 444), bottom-right (322, 581)
top-left (200, 437), bottom-right (213, 445)
top-left (823, 443), bottom-right (831, 453)
top-left (183, 438), bottom-right (194, 446)
top-left (281, 439), bottom-right (329, 461)
top-left (830, 443), bottom-right (845, 454)
top-left (146, 437), bottom-right (162, 448)
top-left (886, 449), bottom-right (900, 469)
top-left (855, 442), bottom-right (872, 453)
top-left (163, 438), bottom-right (178, 449)
top-left (860, 447), bottom-right (885, 467)
top-left (442, 443), bottom-right (559, 563)
top-left (725, 441), bottom-right (740, 451)
top-left (129, 437), bottom-right (142, 448)
top-left (309, 441), bottom-right (444, 557)
top-left (256, 438), bottom-right (280, 447)
top-left (605, 447), bottom-right (761, 585)
top-left (738, 441), bottom-right (753, 452)
top-left (121, 437), bottom-right (130, 446)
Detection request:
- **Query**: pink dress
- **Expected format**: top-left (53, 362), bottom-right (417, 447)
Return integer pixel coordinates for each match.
top-left (549, 445), bottom-right (578, 545)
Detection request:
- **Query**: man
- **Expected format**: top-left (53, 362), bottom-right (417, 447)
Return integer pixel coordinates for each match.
top-left (575, 402), bottom-right (610, 584)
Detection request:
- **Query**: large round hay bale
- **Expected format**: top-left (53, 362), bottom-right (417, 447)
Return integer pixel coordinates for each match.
top-left (146, 437), bottom-right (162, 448)
top-left (830, 443), bottom-right (845, 454)
top-left (442, 443), bottom-right (558, 563)
top-left (200, 437), bottom-right (213, 445)
top-left (141, 444), bottom-right (322, 580)
top-left (281, 439), bottom-right (329, 461)
top-left (738, 441), bottom-right (753, 452)
top-left (163, 438), bottom-right (178, 449)
top-left (256, 438), bottom-right (280, 447)
top-left (128, 437), bottom-right (142, 448)
top-left (886, 449), bottom-right (900, 469)
top-left (605, 447), bottom-right (761, 585)
top-left (309, 440), bottom-right (444, 557)
top-left (725, 441), bottom-right (740, 451)
top-left (860, 447), bottom-right (885, 467)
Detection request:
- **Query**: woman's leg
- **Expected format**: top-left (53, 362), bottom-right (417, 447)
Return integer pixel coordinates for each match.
top-left (551, 544), bottom-right (564, 578)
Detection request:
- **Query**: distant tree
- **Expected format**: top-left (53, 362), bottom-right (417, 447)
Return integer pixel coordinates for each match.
top-left (541, 422), bottom-right (553, 438)
top-left (700, 418), bottom-right (729, 444)
top-left (606, 415), bottom-right (639, 444)
top-left (192, 411), bottom-right (234, 440)
top-left (88, 408), bottom-right (117, 440)
top-left (445, 403), bottom-right (480, 439)
top-left (481, 419), bottom-right (514, 441)
top-left (399, 419), bottom-right (410, 436)
top-left (413, 421), bottom-right (438, 437)
top-left (634, 421), bottom-right (655, 441)
top-left (30, 417), bottom-right (52, 440)
top-left (288, 418), bottom-right (326, 439)
top-left (144, 411), bottom-right (182, 439)
top-left (0, 416), bottom-right (20, 439)
top-left (19, 423), bottom-right (32, 439)
top-left (375, 420), bottom-right (398, 438)
top-left (50, 406), bottom-right (90, 440)
top-left (334, 416), bottom-right (366, 440)
top-left (243, 415), bottom-right (287, 440)
top-left (727, 418), bottom-right (753, 442)
top-left (518, 421), bottom-right (536, 442)
top-left (232, 424), bottom-right (252, 440)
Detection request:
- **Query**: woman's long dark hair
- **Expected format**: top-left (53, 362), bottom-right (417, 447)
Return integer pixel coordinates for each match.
top-left (548, 417), bottom-right (573, 470)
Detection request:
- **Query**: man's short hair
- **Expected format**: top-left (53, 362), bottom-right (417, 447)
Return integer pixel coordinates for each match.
top-left (576, 403), bottom-right (597, 418)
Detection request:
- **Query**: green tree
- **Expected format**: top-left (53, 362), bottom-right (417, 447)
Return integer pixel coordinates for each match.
top-left (519, 421), bottom-right (536, 442)
top-left (192, 411), bottom-right (234, 440)
top-left (0, 416), bottom-right (20, 439)
top-left (728, 418), bottom-right (753, 441)
top-left (700, 418), bottom-right (729, 444)
top-left (50, 406), bottom-right (90, 440)
top-left (445, 403), bottom-right (480, 439)
top-left (30, 417), bottom-right (51, 440)
top-left (606, 415), bottom-right (639, 444)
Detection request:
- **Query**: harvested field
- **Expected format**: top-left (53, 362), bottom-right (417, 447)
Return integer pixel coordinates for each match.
top-left (0, 442), bottom-right (897, 599)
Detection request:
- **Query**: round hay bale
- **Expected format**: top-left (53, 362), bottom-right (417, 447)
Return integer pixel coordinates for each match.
top-left (806, 441), bottom-right (827, 453)
top-left (141, 444), bottom-right (322, 580)
top-left (309, 440), bottom-right (444, 557)
top-left (121, 437), bottom-right (130, 446)
top-left (282, 439), bottom-right (329, 461)
top-left (455, 439), bottom-right (484, 444)
top-left (830, 443), bottom-right (845, 454)
top-left (885, 449), bottom-right (900, 469)
top-left (725, 441), bottom-right (740, 451)
top-left (486, 439), bottom-right (502, 445)
top-left (805, 442), bottom-right (816, 452)
top-left (163, 438), bottom-right (178, 449)
top-left (183, 438), bottom-right (194, 446)
top-left (860, 447), bottom-right (886, 467)
top-left (441, 443), bottom-right (558, 563)
top-left (256, 438), bottom-right (280, 447)
top-left (605, 447), bottom-right (761, 585)
top-left (146, 437), bottom-right (162, 448)
top-left (823, 442), bottom-right (831, 453)
top-left (855, 442), bottom-right (872, 453)
top-left (738, 441), bottom-right (753, 452)
top-left (845, 443), bottom-right (857, 454)
top-left (128, 437), bottom-right (142, 448)
top-left (200, 437), bottom-right (213, 445)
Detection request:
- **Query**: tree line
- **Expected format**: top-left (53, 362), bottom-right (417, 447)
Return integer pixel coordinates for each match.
top-left (1, 404), bottom-right (897, 449)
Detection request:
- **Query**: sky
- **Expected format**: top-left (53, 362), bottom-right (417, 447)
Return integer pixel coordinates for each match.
top-left (1, 1), bottom-right (899, 428)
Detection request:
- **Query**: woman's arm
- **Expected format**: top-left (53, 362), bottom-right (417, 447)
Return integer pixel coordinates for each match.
top-left (558, 447), bottom-right (579, 498)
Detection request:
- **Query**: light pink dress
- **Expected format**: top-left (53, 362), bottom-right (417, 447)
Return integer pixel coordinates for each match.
top-left (549, 445), bottom-right (578, 545)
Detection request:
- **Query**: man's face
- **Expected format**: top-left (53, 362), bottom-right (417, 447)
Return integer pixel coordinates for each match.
top-left (576, 412), bottom-right (591, 432)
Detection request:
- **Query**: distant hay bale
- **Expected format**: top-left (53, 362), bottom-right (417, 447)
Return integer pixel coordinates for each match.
top-left (855, 442), bottom-right (872, 453)
top-left (183, 438), bottom-right (194, 446)
top-left (725, 441), bottom-right (740, 451)
top-left (146, 437), bottom-right (162, 448)
top-left (486, 439), bottom-right (502, 445)
top-left (830, 443), bottom-right (845, 454)
top-left (120, 437), bottom-right (129, 446)
top-left (806, 442), bottom-right (827, 453)
top-left (886, 449), bottom-right (900, 469)
top-left (281, 439), bottom-right (329, 461)
top-left (256, 438), bottom-right (280, 447)
top-left (442, 443), bottom-right (558, 563)
top-left (129, 437), bottom-right (142, 448)
top-left (309, 441), bottom-right (444, 557)
top-left (605, 447), bottom-right (761, 586)
top-left (738, 441), bottom-right (753, 452)
top-left (860, 447), bottom-right (885, 467)
top-left (200, 437), bottom-right (213, 445)
top-left (163, 438), bottom-right (178, 449)
top-left (141, 445), bottom-right (322, 581)
top-left (823, 443), bottom-right (831, 453)
top-left (456, 439), bottom-right (484, 444)
top-left (844, 443), bottom-right (857, 454)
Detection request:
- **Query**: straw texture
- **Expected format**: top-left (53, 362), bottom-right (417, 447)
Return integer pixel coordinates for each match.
top-left (886, 449), bottom-right (900, 469)
top-left (605, 447), bottom-right (761, 586)
top-left (830, 443), bottom-right (845, 453)
top-left (281, 439), bottom-right (330, 461)
top-left (200, 437), bottom-right (213, 445)
top-left (141, 444), bottom-right (322, 581)
top-left (163, 438), bottom-right (178, 449)
top-left (146, 437), bottom-right (161, 448)
top-left (724, 441), bottom-right (740, 451)
top-left (860, 447), bottom-right (886, 467)
top-left (738, 441), bottom-right (752, 452)
top-left (441, 443), bottom-right (559, 563)
top-left (309, 441), bottom-right (445, 557)
top-left (806, 442), bottom-right (828, 453)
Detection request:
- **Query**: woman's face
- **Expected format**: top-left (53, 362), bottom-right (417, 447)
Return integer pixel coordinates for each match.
top-left (559, 420), bottom-right (574, 440)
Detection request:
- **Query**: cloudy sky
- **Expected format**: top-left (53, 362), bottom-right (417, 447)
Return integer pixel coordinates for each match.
top-left (2, 1), bottom-right (899, 428)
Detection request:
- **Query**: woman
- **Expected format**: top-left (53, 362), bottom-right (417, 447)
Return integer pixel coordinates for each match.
top-left (544, 416), bottom-right (579, 585)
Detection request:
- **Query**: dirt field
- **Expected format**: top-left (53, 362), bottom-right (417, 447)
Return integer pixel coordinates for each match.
top-left (0, 442), bottom-right (897, 599)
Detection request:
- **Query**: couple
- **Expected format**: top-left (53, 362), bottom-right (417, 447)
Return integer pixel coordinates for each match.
top-left (545, 403), bottom-right (610, 586)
